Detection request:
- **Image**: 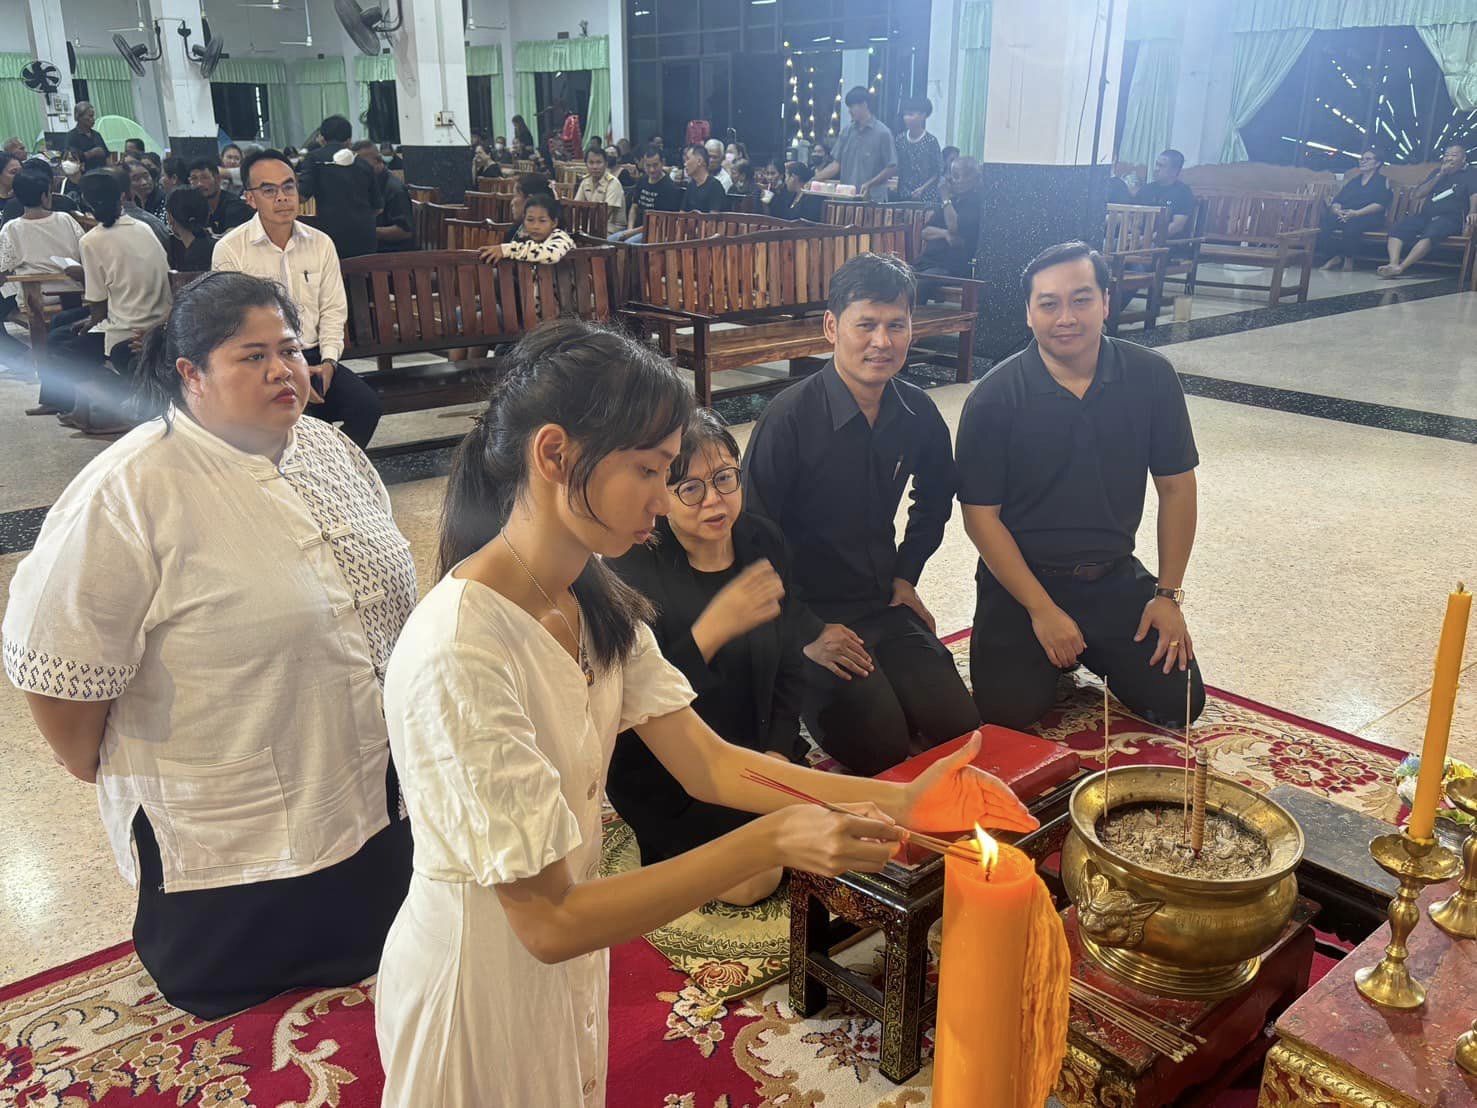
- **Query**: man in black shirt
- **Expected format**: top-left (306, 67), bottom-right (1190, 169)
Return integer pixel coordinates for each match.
top-left (680, 143), bottom-right (727, 213)
top-left (1380, 143), bottom-right (1477, 277)
top-left (188, 159), bottom-right (252, 234)
top-left (915, 155), bottom-right (982, 278)
top-left (957, 242), bottom-right (1204, 730)
top-left (64, 102), bottom-right (109, 170)
top-left (1134, 148), bottom-right (1194, 237)
top-left (298, 115), bottom-right (383, 260)
top-left (610, 146), bottom-right (681, 242)
top-left (744, 253), bottom-right (981, 774)
top-left (354, 140), bottom-right (415, 252)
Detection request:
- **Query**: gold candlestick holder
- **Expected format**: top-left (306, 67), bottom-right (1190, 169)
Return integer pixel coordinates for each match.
top-left (1430, 779), bottom-right (1477, 940)
top-left (1458, 1017), bottom-right (1477, 1076)
top-left (1354, 831), bottom-right (1460, 1009)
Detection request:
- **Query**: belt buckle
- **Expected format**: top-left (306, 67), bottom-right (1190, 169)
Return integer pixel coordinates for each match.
top-left (1071, 562), bottom-right (1098, 579)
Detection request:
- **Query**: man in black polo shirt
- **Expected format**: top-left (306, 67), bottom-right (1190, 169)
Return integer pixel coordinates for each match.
top-left (743, 252), bottom-right (981, 775)
top-left (1134, 149), bottom-right (1194, 237)
top-left (189, 159), bottom-right (252, 234)
top-left (680, 144), bottom-right (727, 213)
top-left (611, 145), bottom-right (681, 243)
top-left (957, 241), bottom-right (1204, 729)
top-left (298, 114), bottom-right (383, 260)
top-left (1380, 143), bottom-right (1477, 277)
top-left (915, 155), bottom-right (982, 278)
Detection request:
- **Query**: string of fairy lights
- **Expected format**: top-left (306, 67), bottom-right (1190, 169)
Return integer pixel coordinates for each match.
top-left (782, 39), bottom-right (885, 145)
top-left (1283, 40), bottom-right (1477, 164)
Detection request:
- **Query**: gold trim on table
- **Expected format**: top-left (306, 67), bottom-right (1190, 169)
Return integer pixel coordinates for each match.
top-left (1257, 1040), bottom-right (1417, 1108)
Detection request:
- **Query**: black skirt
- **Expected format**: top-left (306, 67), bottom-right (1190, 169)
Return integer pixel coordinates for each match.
top-left (130, 764), bottom-right (413, 1019)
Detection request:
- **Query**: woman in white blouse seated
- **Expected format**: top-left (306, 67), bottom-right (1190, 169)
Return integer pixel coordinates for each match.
top-left (2, 271), bottom-right (418, 1018)
top-left (375, 319), bottom-right (980, 1106)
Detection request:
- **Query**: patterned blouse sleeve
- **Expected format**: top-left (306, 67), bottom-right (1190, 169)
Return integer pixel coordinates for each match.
top-left (503, 230), bottom-right (574, 264)
top-left (392, 641), bottom-right (583, 885)
top-left (2, 487), bottom-right (158, 701)
top-left (618, 620), bottom-right (698, 732)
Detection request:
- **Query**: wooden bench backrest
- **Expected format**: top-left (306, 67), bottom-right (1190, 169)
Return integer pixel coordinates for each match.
top-left (560, 197), bottom-right (609, 238)
top-left (298, 197), bottom-right (317, 216)
top-left (412, 201), bottom-right (470, 250)
top-left (642, 210), bottom-right (795, 243)
top-left (1104, 204), bottom-right (1168, 254)
top-left (513, 159), bottom-right (535, 174)
top-left (478, 177), bottom-right (519, 196)
top-left (822, 200), bottom-right (932, 260)
top-left (407, 185), bottom-right (441, 203)
top-left (633, 224), bottom-right (910, 315)
top-left (340, 248), bottom-right (618, 357)
top-left (556, 163), bottom-right (584, 189)
top-left (463, 191), bottom-right (502, 222)
top-left (444, 219), bottom-right (513, 251)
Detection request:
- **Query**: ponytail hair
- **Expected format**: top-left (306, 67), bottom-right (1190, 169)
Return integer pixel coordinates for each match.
top-left (80, 168), bottom-right (123, 227)
top-left (439, 318), bottom-right (693, 672)
top-left (133, 271), bottom-right (303, 422)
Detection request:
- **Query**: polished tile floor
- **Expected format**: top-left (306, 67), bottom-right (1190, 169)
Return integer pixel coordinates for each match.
top-left (1, 291), bottom-right (1475, 986)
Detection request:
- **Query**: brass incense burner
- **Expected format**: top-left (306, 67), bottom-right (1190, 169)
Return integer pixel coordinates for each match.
top-left (1062, 768), bottom-right (1305, 1000)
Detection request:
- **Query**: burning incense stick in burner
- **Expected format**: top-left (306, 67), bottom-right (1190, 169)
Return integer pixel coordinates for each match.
top-left (1190, 749), bottom-right (1209, 856)
top-left (1102, 683), bottom-right (1111, 827)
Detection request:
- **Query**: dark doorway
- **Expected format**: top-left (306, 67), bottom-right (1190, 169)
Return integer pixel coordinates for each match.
top-left (212, 84), bottom-right (270, 141)
top-left (534, 70), bottom-right (592, 150)
top-left (364, 81), bottom-right (400, 144)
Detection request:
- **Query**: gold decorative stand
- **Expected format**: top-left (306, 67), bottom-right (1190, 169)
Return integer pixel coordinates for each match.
top-left (1457, 1016), bottom-right (1477, 1076)
top-left (1429, 778), bottom-right (1477, 940)
top-left (1353, 831), bottom-right (1460, 1009)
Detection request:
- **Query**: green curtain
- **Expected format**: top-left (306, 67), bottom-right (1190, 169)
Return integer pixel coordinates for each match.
top-left (1220, 30), bottom-right (1314, 162)
top-left (513, 35), bottom-right (610, 146)
top-left (209, 58), bottom-right (290, 147)
top-left (1118, 39), bottom-right (1179, 167)
top-left (467, 45), bottom-right (508, 139)
top-left (1231, 0), bottom-right (1477, 32)
top-left (1417, 23), bottom-right (1477, 110)
top-left (950, 1), bottom-right (991, 158)
top-left (0, 54), bottom-right (45, 145)
top-left (355, 54), bottom-right (397, 126)
top-left (516, 71), bottom-right (539, 145)
top-left (75, 55), bottom-right (136, 122)
top-left (293, 57), bottom-right (352, 144)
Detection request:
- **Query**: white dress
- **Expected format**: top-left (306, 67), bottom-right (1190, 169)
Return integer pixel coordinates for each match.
top-left (375, 574), bottom-right (696, 1107)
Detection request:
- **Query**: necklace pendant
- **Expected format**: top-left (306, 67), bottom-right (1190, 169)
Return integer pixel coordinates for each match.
top-left (584, 666), bottom-right (594, 687)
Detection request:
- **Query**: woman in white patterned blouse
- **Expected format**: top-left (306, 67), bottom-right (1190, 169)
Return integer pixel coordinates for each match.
top-left (2, 272), bottom-right (418, 1018)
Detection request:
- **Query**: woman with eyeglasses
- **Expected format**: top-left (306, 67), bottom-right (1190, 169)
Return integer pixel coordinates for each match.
top-left (604, 410), bottom-right (813, 905)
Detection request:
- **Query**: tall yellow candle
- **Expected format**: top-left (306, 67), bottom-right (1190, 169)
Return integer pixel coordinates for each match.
top-left (1408, 584), bottom-right (1471, 841)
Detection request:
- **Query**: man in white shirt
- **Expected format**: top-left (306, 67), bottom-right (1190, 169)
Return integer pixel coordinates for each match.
top-left (573, 146), bottom-right (627, 232)
top-left (705, 139), bottom-right (733, 191)
top-left (212, 149), bottom-right (382, 448)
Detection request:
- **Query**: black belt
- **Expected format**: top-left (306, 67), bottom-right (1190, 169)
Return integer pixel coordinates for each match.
top-left (1030, 557), bottom-right (1126, 583)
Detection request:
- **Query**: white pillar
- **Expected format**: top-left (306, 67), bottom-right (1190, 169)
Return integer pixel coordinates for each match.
top-left (927, 0), bottom-right (960, 147)
top-left (607, 0), bottom-right (626, 141)
top-left (982, 0), bottom-right (1126, 166)
top-left (25, 0), bottom-right (76, 135)
top-left (393, 0), bottom-right (471, 146)
top-left (154, 0), bottom-right (218, 140)
top-left (1169, 0), bottom-right (1236, 167)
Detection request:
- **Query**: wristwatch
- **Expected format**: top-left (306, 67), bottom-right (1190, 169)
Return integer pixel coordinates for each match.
top-left (1154, 586), bottom-right (1185, 605)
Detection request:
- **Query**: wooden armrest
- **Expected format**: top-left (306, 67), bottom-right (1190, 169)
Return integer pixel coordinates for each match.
top-left (8, 274), bottom-right (83, 288)
top-left (622, 302), bottom-right (719, 324)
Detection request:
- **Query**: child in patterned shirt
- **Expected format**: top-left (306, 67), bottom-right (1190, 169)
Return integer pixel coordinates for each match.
top-left (479, 193), bottom-right (574, 265)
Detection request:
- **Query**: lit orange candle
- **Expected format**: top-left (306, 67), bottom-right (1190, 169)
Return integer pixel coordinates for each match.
top-left (1408, 584), bottom-right (1471, 841)
top-left (934, 828), bottom-right (1070, 1108)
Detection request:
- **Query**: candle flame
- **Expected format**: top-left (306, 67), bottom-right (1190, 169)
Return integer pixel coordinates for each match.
top-left (974, 823), bottom-right (999, 878)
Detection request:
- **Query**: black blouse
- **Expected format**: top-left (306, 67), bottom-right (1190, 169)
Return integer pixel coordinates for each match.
top-left (1333, 171), bottom-right (1392, 213)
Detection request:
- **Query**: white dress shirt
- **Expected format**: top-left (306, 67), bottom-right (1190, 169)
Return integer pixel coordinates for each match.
top-left (211, 215), bottom-right (349, 362)
top-left (79, 215), bottom-right (172, 355)
top-left (375, 576), bottom-right (696, 1106)
top-left (3, 412), bottom-right (417, 893)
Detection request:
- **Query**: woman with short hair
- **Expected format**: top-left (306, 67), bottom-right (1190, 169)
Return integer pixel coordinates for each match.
top-left (3, 271), bottom-right (417, 1017)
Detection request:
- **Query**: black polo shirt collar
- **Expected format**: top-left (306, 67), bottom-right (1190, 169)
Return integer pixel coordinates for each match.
top-left (822, 360), bottom-right (917, 432)
top-left (1023, 336), bottom-right (1122, 399)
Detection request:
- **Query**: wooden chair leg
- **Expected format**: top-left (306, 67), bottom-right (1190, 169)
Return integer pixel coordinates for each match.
top-left (1268, 253), bottom-right (1287, 307)
top-left (955, 319), bottom-right (975, 384)
top-left (1296, 251), bottom-right (1312, 303)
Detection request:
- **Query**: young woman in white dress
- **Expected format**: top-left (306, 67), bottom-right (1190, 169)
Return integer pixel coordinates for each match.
top-left (375, 320), bottom-right (983, 1106)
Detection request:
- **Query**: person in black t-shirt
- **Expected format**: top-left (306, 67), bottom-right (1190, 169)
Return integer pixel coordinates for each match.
top-left (957, 242), bottom-right (1204, 731)
top-left (607, 411), bottom-right (812, 904)
top-left (680, 144), bottom-right (727, 213)
top-left (354, 140), bottom-right (415, 252)
top-left (610, 146), bottom-right (680, 242)
top-left (770, 162), bottom-right (824, 221)
top-left (63, 103), bottom-right (109, 170)
top-left (915, 155), bottom-right (981, 278)
top-left (1380, 143), bottom-right (1477, 277)
top-left (164, 187), bottom-right (218, 272)
top-left (1316, 147), bottom-right (1392, 270)
top-left (1134, 148), bottom-right (1195, 237)
top-left (188, 160), bottom-right (252, 235)
top-left (297, 115), bottom-right (384, 260)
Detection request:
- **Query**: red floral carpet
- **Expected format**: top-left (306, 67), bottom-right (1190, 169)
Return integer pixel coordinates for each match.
top-left (1, 636), bottom-right (1405, 1108)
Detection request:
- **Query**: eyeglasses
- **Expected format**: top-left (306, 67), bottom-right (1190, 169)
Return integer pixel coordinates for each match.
top-left (673, 465), bottom-right (740, 507)
top-left (247, 180), bottom-right (299, 200)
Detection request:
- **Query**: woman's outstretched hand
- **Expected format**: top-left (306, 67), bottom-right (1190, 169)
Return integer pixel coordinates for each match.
top-left (900, 731), bottom-right (1039, 835)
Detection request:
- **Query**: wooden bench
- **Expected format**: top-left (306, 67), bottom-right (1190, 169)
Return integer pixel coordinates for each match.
top-left (445, 219), bottom-right (514, 251)
top-left (624, 224), bottom-right (980, 405)
top-left (406, 185), bottom-right (441, 203)
top-left (11, 273), bottom-right (85, 370)
top-left (339, 247), bottom-right (621, 413)
top-left (642, 210), bottom-right (795, 243)
top-left (1193, 191), bottom-right (1319, 306)
top-left (463, 191), bottom-right (506, 223)
top-left (822, 199), bottom-right (934, 262)
top-left (411, 201), bottom-right (470, 251)
top-left (1361, 185), bottom-right (1474, 280)
top-left (559, 197), bottom-right (610, 238)
top-left (1102, 203), bottom-right (1169, 334)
